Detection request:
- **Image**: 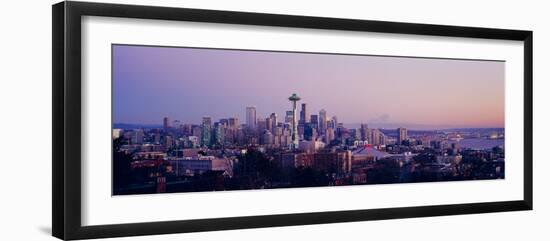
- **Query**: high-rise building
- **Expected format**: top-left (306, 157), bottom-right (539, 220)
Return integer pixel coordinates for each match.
top-left (192, 125), bottom-right (201, 137)
top-left (257, 118), bottom-right (267, 131)
top-left (219, 119), bottom-right (229, 127)
top-left (299, 103), bottom-right (308, 124)
top-left (285, 111), bottom-right (294, 124)
top-left (154, 131), bottom-right (161, 144)
top-left (353, 128), bottom-right (361, 141)
top-left (380, 133), bottom-right (387, 145)
top-left (265, 117), bottom-right (273, 133)
top-left (246, 106), bottom-right (257, 129)
top-left (331, 116), bottom-right (338, 129)
top-left (201, 117), bottom-right (212, 146)
top-left (165, 135), bottom-right (173, 149)
top-left (228, 117), bottom-right (239, 130)
top-left (325, 127), bottom-right (335, 144)
top-left (213, 122), bottom-right (225, 145)
top-left (262, 130), bottom-right (273, 146)
top-left (368, 128), bottom-right (383, 145)
top-left (163, 117), bottom-right (170, 131)
top-left (288, 93), bottom-right (301, 150)
top-left (182, 124), bottom-right (193, 136)
top-left (319, 109), bottom-right (327, 134)
top-left (269, 113), bottom-right (278, 134)
top-left (360, 123), bottom-right (369, 141)
top-left (304, 124), bottom-right (317, 141)
top-left (133, 129), bottom-right (144, 144)
top-left (397, 127), bottom-right (408, 144)
top-left (310, 114), bottom-right (319, 129)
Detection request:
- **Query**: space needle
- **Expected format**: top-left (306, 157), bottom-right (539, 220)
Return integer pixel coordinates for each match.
top-left (288, 93), bottom-right (301, 150)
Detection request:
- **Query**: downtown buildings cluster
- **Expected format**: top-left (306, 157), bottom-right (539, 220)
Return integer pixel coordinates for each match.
top-left (112, 94), bottom-right (505, 195)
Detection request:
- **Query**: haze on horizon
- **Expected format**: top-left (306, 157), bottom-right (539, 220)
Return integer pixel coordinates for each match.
top-left (113, 44), bottom-right (505, 130)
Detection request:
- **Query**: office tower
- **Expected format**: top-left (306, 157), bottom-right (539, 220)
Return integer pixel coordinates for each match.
top-left (288, 93), bottom-right (301, 150)
top-left (274, 126), bottom-right (283, 136)
top-left (163, 117), bottom-right (170, 131)
top-left (246, 106), bottom-right (257, 129)
top-left (213, 122), bottom-right (225, 145)
top-left (257, 118), bottom-right (267, 131)
top-left (380, 133), bottom-right (387, 145)
top-left (397, 127), bottom-right (408, 144)
top-left (310, 114), bottom-right (319, 129)
top-left (262, 130), bottom-right (273, 146)
top-left (219, 119), bottom-right (229, 127)
top-left (133, 129), bottom-right (144, 144)
top-left (165, 135), bottom-right (173, 149)
top-left (303, 124), bottom-right (312, 141)
top-left (369, 128), bottom-right (382, 145)
top-left (331, 116), bottom-right (338, 129)
top-left (360, 123), bottom-right (369, 141)
top-left (228, 117), bottom-right (239, 129)
top-left (192, 125), bottom-right (202, 137)
top-left (265, 117), bottom-right (273, 133)
top-left (325, 127), bottom-right (335, 144)
top-left (154, 131), bottom-right (161, 144)
top-left (173, 120), bottom-right (180, 130)
top-left (299, 103), bottom-right (308, 124)
top-left (298, 124), bottom-right (305, 139)
top-left (353, 128), bottom-right (361, 141)
top-left (201, 116), bottom-right (212, 147)
top-left (269, 113), bottom-right (278, 134)
top-left (285, 111), bottom-right (294, 124)
top-left (319, 109), bottom-right (327, 134)
top-left (182, 124), bottom-right (193, 136)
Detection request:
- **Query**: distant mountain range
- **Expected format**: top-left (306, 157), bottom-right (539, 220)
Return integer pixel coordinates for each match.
top-left (344, 122), bottom-right (503, 131)
top-left (113, 123), bottom-right (163, 130)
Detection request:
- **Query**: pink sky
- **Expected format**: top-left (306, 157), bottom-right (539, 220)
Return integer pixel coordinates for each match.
top-left (113, 45), bottom-right (504, 129)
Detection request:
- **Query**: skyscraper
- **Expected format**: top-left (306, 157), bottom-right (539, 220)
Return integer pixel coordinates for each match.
top-left (163, 117), bottom-right (170, 131)
top-left (257, 118), bottom-right (267, 131)
top-left (213, 122), bottom-right (225, 146)
top-left (310, 114), bottom-right (319, 129)
top-left (165, 135), bottom-right (173, 149)
top-left (246, 106), bottom-right (257, 129)
top-left (133, 129), bottom-right (144, 144)
top-left (265, 117), bottom-right (272, 133)
top-left (319, 109), bottom-right (327, 134)
top-left (299, 103), bottom-right (308, 124)
top-left (228, 117), bottom-right (239, 130)
top-left (369, 128), bottom-right (382, 145)
top-left (269, 113), bottom-right (278, 134)
top-left (397, 127), bottom-right (408, 144)
top-left (285, 111), bottom-right (293, 124)
top-left (360, 123), bottom-right (369, 141)
top-left (201, 116), bottom-right (212, 147)
top-left (288, 93), bottom-right (301, 150)
top-left (331, 116), bottom-right (338, 129)
top-left (325, 127), bottom-right (335, 143)
top-left (219, 119), bottom-right (229, 127)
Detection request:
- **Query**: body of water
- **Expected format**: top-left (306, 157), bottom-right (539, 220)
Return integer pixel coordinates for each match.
top-left (453, 138), bottom-right (504, 150)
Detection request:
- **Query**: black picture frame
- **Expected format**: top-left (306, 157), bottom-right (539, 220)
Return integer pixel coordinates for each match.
top-left (52, 1), bottom-right (533, 240)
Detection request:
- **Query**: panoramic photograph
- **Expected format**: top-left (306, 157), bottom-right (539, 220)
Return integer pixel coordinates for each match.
top-left (112, 44), bottom-right (505, 195)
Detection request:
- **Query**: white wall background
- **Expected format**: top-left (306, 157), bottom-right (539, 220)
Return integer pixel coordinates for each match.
top-left (0, 0), bottom-right (547, 240)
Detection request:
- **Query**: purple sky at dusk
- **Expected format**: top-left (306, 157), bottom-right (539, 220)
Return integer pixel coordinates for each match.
top-left (113, 44), bottom-right (504, 129)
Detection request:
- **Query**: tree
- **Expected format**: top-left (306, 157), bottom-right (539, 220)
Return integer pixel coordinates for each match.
top-left (113, 137), bottom-right (134, 194)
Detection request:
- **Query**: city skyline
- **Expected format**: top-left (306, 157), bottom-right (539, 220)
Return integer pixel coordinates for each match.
top-left (112, 44), bottom-right (506, 195)
top-left (113, 44), bottom-right (505, 129)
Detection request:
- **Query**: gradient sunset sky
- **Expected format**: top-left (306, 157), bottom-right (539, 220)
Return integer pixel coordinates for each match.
top-left (113, 44), bottom-right (504, 129)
